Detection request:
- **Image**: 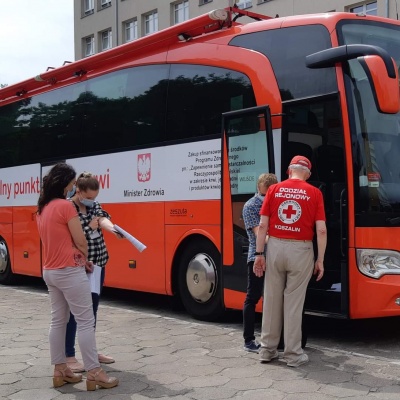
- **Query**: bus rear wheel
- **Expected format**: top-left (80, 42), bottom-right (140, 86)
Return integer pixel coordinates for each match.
top-left (178, 239), bottom-right (224, 321)
top-left (0, 239), bottom-right (15, 285)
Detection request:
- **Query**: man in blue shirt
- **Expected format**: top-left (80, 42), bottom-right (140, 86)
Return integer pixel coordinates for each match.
top-left (242, 173), bottom-right (278, 352)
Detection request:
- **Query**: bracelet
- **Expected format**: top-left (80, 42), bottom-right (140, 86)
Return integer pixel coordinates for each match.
top-left (254, 251), bottom-right (264, 256)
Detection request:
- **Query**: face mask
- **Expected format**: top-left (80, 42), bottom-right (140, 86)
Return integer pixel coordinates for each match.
top-left (80, 198), bottom-right (95, 208)
top-left (66, 185), bottom-right (76, 199)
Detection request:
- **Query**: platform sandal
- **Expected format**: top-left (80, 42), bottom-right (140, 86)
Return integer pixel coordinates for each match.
top-left (86, 367), bottom-right (119, 391)
top-left (53, 365), bottom-right (83, 388)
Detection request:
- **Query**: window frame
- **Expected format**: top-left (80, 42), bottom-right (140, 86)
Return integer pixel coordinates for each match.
top-left (144, 10), bottom-right (159, 36)
top-left (83, 0), bottom-right (94, 15)
top-left (124, 19), bottom-right (138, 43)
top-left (100, 0), bottom-right (111, 8)
top-left (350, 1), bottom-right (377, 16)
top-left (84, 35), bottom-right (95, 57)
top-left (236, 0), bottom-right (253, 10)
top-left (174, 0), bottom-right (189, 24)
top-left (100, 29), bottom-right (112, 51)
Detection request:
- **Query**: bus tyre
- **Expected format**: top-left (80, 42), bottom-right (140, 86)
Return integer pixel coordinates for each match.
top-left (178, 239), bottom-right (224, 321)
top-left (0, 239), bottom-right (15, 285)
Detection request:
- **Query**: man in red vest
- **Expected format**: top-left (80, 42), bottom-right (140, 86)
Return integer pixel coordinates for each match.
top-left (253, 155), bottom-right (326, 367)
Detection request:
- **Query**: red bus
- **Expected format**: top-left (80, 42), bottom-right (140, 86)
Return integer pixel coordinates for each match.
top-left (1, 7), bottom-right (400, 321)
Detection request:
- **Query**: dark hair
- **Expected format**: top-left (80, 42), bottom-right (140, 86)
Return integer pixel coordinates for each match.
top-left (37, 163), bottom-right (76, 214)
top-left (76, 171), bottom-right (99, 192)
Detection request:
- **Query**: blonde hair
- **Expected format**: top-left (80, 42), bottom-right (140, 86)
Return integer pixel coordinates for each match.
top-left (257, 173), bottom-right (278, 192)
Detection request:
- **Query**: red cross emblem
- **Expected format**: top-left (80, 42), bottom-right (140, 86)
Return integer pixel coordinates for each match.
top-left (282, 204), bottom-right (297, 219)
top-left (278, 200), bottom-right (301, 224)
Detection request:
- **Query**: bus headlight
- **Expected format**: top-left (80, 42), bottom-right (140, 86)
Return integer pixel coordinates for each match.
top-left (356, 249), bottom-right (400, 279)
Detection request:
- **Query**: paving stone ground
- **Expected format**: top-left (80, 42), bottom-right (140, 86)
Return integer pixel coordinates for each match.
top-left (1, 285), bottom-right (400, 399)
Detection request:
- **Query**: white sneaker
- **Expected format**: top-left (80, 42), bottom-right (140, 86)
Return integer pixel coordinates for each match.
top-left (287, 353), bottom-right (309, 367)
top-left (259, 348), bottom-right (279, 363)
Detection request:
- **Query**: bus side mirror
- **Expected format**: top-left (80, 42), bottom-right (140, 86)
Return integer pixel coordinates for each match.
top-left (306, 44), bottom-right (400, 114)
top-left (358, 55), bottom-right (400, 114)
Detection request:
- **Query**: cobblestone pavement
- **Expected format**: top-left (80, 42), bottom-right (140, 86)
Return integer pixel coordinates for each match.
top-left (1, 284), bottom-right (400, 400)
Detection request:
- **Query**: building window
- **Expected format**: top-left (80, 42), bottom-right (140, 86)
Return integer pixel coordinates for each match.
top-left (84, 36), bottom-right (95, 57)
top-left (174, 1), bottom-right (189, 24)
top-left (236, 0), bottom-right (252, 9)
top-left (101, 29), bottom-right (112, 51)
top-left (144, 11), bottom-right (158, 35)
top-left (100, 0), bottom-right (111, 8)
top-left (350, 1), bottom-right (377, 16)
top-left (83, 0), bottom-right (94, 15)
top-left (199, 0), bottom-right (212, 5)
top-left (125, 19), bottom-right (138, 42)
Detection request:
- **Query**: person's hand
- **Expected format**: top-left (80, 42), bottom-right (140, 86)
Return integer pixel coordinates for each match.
top-left (314, 259), bottom-right (324, 281)
top-left (253, 256), bottom-right (266, 277)
top-left (114, 231), bottom-right (125, 239)
top-left (85, 261), bottom-right (94, 273)
top-left (111, 229), bottom-right (125, 239)
top-left (89, 217), bottom-right (99, 230)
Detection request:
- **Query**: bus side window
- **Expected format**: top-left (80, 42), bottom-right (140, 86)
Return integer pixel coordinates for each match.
top-left (166, 64), bottom-right (257, 141)
top-left (84, 65), bottom-right (169, 151)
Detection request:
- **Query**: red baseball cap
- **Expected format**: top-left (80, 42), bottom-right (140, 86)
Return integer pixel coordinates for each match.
top-left (287, 155), bottom-right (312, 173)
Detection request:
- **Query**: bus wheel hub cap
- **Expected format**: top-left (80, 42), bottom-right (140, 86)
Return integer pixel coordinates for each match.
top-left (0, 242), bottom-right (8, 274)
top-left (186, 253), bottom-right (217, 303)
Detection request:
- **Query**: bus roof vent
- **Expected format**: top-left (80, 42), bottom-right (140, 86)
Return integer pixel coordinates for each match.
top-left (209, 9), bottom-right (229, 21)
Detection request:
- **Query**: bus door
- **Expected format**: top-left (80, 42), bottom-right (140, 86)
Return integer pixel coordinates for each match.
top-left (281, 95), bottom-right (349, 317)
top-left (220, 105), bottom-right (274, 311)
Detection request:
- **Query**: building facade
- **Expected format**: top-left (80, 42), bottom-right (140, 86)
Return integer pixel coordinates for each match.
top-left (73, 0), bottom-right (392, 60)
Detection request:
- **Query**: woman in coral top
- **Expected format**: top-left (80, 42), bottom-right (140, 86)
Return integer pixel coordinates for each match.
top-left (36, 163), bottom-right (118, 391)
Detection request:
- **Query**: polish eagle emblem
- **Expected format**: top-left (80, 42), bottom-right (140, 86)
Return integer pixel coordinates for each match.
top-left (137, 153), bottom-right (151, 182)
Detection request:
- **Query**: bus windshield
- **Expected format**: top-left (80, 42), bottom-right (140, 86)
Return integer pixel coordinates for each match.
top-left (338, 20), bottom-right (400, 225)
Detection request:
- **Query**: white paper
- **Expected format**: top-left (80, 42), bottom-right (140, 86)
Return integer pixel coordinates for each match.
top-left (113, 224), bottom-right (147, 252)
top-left (88, 264), bottom-right (102, 294)
top-left (89, 229), bottom-right (101, 239)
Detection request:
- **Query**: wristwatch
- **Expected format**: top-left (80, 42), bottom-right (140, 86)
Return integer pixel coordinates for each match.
top-left (254, 251), bottom-right (264, 256)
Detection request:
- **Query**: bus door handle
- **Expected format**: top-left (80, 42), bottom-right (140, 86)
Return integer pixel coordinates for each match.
top-left (339, 188), bottom-right (347, 257)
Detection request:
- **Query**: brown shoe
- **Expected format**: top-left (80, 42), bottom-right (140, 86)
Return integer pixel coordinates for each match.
top-left (66, 357), bottom-right (85, 373)
top-left (86, 367), bottom-right (119, 391)
top-left (53, 365), bottom-right (82, 388)
top-left (98, 353), bottom-right (115, 364)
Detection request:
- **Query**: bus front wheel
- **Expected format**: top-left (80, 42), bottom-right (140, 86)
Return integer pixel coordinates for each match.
top-left (0, 239), bottom-right (15, 285)
top-left (178, 239), bottom-right (224, 321)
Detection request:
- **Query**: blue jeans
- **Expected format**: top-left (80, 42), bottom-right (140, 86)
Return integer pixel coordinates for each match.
top-left (243, 261), bottom-right (264, 343)
top-left (65, 267), bottom-right (105, 358)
